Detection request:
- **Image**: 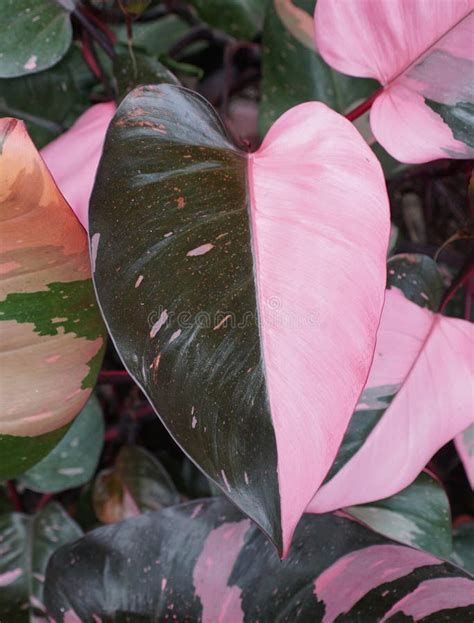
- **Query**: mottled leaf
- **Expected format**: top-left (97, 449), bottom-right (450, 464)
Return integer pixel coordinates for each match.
top-left (0, 0), bottom-right (74, 78)
top-left (20, 395), bottom-right (104, 494)
top-left (0, 118), bottom-right (105, 479)
top-left (92, 445), bottom-right (179, 524)
top-left (315, 0), bottom-right (474, 162)
top-left (89, 83), bottom-right (389, 554)
top-left (309, 254), bottom-right (474, 513)
top-left (347, 471), bottom-right (452, 559)
top-left (44, 498), bottom-right (474, 621)
top-left (0, 502), bottom-right (82, 623)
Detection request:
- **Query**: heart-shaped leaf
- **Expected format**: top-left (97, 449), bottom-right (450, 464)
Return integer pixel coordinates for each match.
top-left (314, 0), bottom-right (474, 163)
top-left (44, 498), bottom-right (474, 621)
top-left (455, 424), bottom-right (474, 489)
top-left (41, 102), bottom-right (116, 230)
top-left (308, 254), bottom-right (474, 513)
top-left (92, 445), bottom-right (179, 524)
top-left (89, 83), bottom-right (389, 555)
top-left (0, 118), bottom-right (105, 479)
top-left (0, 0), bottom-right (74, 78)
top-left (0, 502), bottom-right (82, 622)
top-left (19, 394), bottom-right (104, 494)
top-left (346, 471), bottom-right (452, 559)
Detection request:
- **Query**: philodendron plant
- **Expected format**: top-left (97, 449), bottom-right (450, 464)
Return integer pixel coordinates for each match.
top-left (0, 0), bottom-right (473, 620)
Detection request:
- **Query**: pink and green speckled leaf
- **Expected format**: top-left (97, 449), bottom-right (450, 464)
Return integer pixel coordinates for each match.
top-left (314, 0), bottom-right (474, 163)
top-left (0, 118), bottom-right (105, 479)
top-left (307, 254), bottom-right (474, 514)
top-left (89, 83), bottom-right (389, 556)
top-left (43, 497), bottom-right (474, 621)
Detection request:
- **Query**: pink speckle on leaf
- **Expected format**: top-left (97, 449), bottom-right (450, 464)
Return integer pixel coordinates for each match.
top-left (150, 310), bottom-right (168, 338)
top-left (187, 243), bottom-right (214, 257)
top-left (192, 415), bottom-right (197, 429)
top-left (135, 275), bottom-right (144, 288)
top-left (0, 568), bottom-right (22, 587)
top-left (24, 55), bottom-right (37, 70)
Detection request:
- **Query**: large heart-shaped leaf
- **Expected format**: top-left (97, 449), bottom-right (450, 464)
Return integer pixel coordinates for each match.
top-left (19, 394), bottom-right (104, 494)
top-left (89, 83), bottom-right (389, 555)
top-left (0, 502), bottom-right (82, 622)
top-left (0, 118), bottom-right (105, 479)
top-left (0, 0), bottom-right (74, 78)
top-left (41, 103), bottom-right (116, 230)
top-left (308, 254), bottom-right (474, 513)
top-left (346, 471), bottom-right (452, 559)
top-left (314, 0), bottom-right (474, 163)
top-left (455, 424), bottom-right (474, 489)
top-left (44, 497), bottom-right (474, 621)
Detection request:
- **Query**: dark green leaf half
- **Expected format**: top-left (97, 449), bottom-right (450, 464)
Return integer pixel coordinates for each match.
top-left (451, 522), bottom-right (474, 576)
top-left (19, 395), bottom-right (104, 494)
top-left (44, 497), bottom-right (474, 622)
top-left (113, 50), bottom-right (178, 103)
top-left (0, 502), bottom-right (82, 622)
top-left (426, 100), bottom-right (474, 149)
top-left (0, 0), bottom-right (74, 78)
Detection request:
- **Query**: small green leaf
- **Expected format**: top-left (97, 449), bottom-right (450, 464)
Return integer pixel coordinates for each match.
top-left (114, 50), bottom-right (179, 102)
top-left (0, 502), bottom-right (82, 622)
top-left (259, 0), bottom-right (378, 136)
top-left (92, 445), bottom-right (179, 524)
top-left (0, 0), bottom-right (74, 78)
top-left (19, 395), bottom-right (104, 494)
top-left (346, 472), bottom-right (453, 559)
top-left (187, 0), bottom-right (267, 40)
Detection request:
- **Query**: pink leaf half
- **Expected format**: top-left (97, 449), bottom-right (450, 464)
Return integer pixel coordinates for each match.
top-left (307, 287), bottom-right (474, 513)
top-left (314, 0), bottom-right (474, 163)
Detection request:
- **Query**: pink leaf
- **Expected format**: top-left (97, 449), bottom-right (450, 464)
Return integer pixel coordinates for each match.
top-left (41, 103), bottom-right (116, 230)
top-left (314, 0), bottom-right (474, 163)
top-left (307, 287), bottom-right (474, 513)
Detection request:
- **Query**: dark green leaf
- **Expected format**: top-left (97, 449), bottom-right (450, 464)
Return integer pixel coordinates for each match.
top-left (426, 99), bottom-right (474, 149)
top-left (44, 498), bottom-right (474, 621)
top-left (259, 0), bottom-right (377, 136)
top-left (346, 471), bottom-right (453, 558)
top-left (187, 0), bottom-right (266, 40)
top-left (19, 395), bottom-right (104, 494)
top-left (0, 502), bottom-right (82, 622)
top-left (92, 445), bottom-right (179, 523)
top-left (451, 522), bottom-right (474, 575)
top-left (113, 50), bottom-right (178, 102)
top-left (114, 15), bottom-right (190, 57)
top-left (0, 44), bottom-right (96, 148)
top-left (0, 0), bottom-right (74, 78)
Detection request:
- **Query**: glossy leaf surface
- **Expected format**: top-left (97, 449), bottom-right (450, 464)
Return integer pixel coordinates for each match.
top-left (0, 118), bottom-right (105, 479)
top-left (308, 254), bottom-right (474, 513)
top-left (92, 445), bottom-right (179, 524)
top-left (0, 0), bottom-right (74, 78)
top-left (113, 51), bottom-right (178, 102)
top-left (347, 471), bottom-right (452, 559)
top-left (41, 102), bottom-right (116, 230)
top-left (90, 83), bottom-right (389, 555)
top-left (20, 395), bottom-right (104, 494)
top-left (314, 0), bottom-right (474, 163)
top-left (44, 498), bottom-right (474, 622)
top-left (0, 502), bottom-right (82, 622)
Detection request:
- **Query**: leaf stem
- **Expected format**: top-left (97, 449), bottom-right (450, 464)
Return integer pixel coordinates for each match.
top-left (99, 370), bottom-right (133, 384)
top-left (345, 87), bottom-right (384, 122)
